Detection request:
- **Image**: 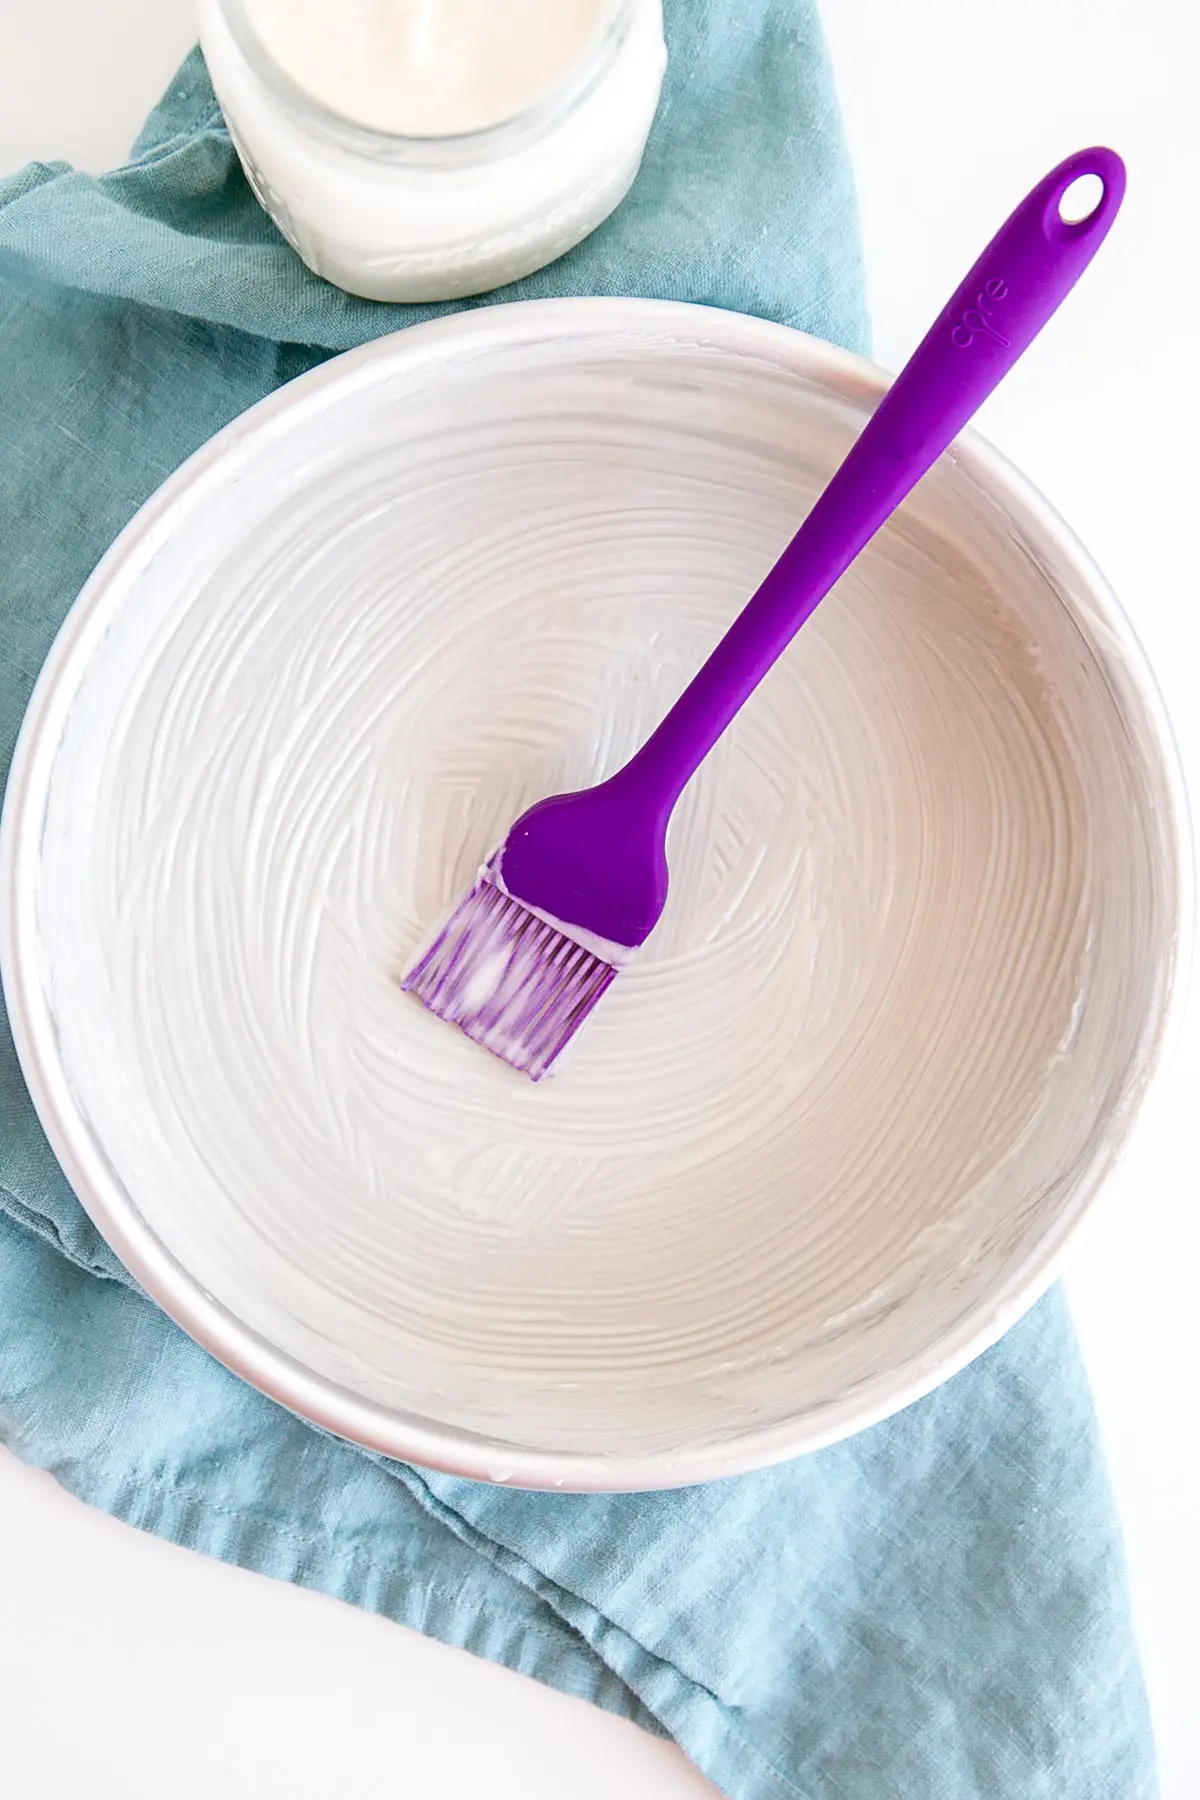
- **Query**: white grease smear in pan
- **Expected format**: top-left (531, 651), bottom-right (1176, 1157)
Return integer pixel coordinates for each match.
top-left (35, 328), bottom-right (1177, 1459)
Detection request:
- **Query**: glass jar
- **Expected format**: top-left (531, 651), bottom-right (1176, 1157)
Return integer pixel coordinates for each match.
top-left (198, 0), bottom-right (667, 303)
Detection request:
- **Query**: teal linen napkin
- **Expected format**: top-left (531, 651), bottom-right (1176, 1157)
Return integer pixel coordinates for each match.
top-left (0, 11), bottom-right (1156, 1797)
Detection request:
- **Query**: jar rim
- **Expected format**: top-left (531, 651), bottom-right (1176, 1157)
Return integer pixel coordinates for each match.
top-left (210, 0), bottom-right (636, 165)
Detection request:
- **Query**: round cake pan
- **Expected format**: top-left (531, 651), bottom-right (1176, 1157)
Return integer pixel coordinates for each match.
top-left (0, 300), bottom-right (1187, 1490)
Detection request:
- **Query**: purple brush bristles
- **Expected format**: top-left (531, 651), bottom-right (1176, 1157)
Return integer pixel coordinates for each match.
top-left (401, 869), bottom-right (620, 1081)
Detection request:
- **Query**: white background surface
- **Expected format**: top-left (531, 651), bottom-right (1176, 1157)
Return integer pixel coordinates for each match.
top-left (0, 2), bottom-right (1196, 1794)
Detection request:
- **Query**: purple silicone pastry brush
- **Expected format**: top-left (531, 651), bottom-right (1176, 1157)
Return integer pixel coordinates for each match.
top-left (403, 148), bottom-right (1125, 1079)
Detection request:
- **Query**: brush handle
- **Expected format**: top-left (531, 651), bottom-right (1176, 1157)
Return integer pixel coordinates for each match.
top-left (615, 147), bottom-right (1125, 816)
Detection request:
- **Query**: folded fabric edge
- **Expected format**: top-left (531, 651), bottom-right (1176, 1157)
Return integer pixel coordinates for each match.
top-left (0, 1203), bottom-right (810, 1799)
top-left (0, 1180), bottom-right (127, 1283)
top-left (387, 1456), bottom-right (819, 1800)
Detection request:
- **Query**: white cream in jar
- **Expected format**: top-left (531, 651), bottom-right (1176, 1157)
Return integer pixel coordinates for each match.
top-left (198, 0), bottom-right (667, 301)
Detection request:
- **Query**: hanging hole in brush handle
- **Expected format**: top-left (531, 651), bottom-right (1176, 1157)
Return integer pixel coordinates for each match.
top-left (1056, 172), bottom-right (1107, 225)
